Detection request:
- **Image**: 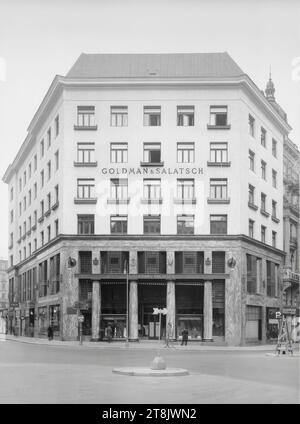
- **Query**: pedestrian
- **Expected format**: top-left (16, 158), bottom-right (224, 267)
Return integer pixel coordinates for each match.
top-left (181, 328), bottom-right (188, 346)
top-left (47, 325), bottom-right (53, 341)
top-left (106, 324), bottom-right (112, 343)
top-left (165, 322), bottom-right (173, 347)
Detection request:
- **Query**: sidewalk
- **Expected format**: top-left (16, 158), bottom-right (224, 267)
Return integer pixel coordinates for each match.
top-left (3, 334), bottom-right (299, 352)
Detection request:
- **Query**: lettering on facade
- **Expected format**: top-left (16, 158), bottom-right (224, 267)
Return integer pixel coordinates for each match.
top-left (101, 167), bottom-right (204, 175)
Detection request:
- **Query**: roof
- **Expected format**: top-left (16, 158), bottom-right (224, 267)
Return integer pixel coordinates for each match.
top-left (66, 52), bottom-right (245, 79)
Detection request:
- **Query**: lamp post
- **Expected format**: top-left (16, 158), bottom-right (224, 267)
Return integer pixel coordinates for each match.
top-left (124, 260), bottom-right (129, 347)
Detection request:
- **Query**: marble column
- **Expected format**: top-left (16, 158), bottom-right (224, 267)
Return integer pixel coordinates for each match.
top-left (166, 281), bottom-right (176, 340)
top-left (203, 281), bottom-right (213, 341)
top-left (91, 281), bottom-right (101, 341)
top-left (129, 281), bottom-right (138, 341)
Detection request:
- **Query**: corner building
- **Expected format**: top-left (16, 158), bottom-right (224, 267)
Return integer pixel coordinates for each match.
top-left (3, 53), bottom-right (291, 345)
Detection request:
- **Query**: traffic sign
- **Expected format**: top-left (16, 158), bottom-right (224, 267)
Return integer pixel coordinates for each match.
top-left (275, 311), bottom-right (281, 319)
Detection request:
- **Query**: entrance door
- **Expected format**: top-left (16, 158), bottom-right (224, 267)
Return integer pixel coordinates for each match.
top-left (138, 284), bottom-right (167, 340)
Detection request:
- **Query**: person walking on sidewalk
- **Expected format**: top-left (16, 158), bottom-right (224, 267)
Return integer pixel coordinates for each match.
top-left (47, 325), bottom-right (53, 341)
top-left (181, 328), bottom-right (188, 346)
top-left (106, 324), bottom-right (113, 343)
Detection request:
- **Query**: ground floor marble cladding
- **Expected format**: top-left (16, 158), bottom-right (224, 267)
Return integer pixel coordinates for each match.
top-left (61, 248), bottom-right (79, 340)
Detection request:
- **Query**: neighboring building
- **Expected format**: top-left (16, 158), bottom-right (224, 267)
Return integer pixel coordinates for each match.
top-left (2, 53), bottom-right (291, 345)
top-left (282, 137), bottom-right (300, 333)
top-left (0, 259), bottom-right (8, 317)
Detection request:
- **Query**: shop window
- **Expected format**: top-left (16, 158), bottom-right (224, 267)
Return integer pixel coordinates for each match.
top-left (79, 251), bottom-right (92, 274)
top-left (212, 251), bottom-right (225, 273)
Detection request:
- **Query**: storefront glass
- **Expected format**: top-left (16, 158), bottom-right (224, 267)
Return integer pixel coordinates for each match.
top-left (266, 307), bottom-right (279, 340)
top-left (49, 304), bottom-right (60, 333)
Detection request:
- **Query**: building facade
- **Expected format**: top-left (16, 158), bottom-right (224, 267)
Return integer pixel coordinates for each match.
top-left (3, 53), bottom-right (291, 345)
top-left (282, 137), bottom-right (300, 338)
top-left (0, 259), bottom-right (8, 318)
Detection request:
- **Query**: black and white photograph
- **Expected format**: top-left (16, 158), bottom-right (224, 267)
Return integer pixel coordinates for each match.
top-left (0, 0), bottom-right (299, 412)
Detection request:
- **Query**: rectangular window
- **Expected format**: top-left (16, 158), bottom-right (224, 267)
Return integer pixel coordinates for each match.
top-left (261, 160), bottom-right (266, 180)
top-left (110, 179), bottom-right (128, 200)
top-left (272, 139), bottom-right (277, 157)
top-left (210, 142), bottom-right (228, 163)
top-left (28, 163), bottom-right (32, 179)
top-left (10, 187), bottom-right (13, 201)
top-left (47, 225), bottom-right (51, 242)
top-left (77, 143), bottom-right (95, 163)
top-left (110, 215), bottom-right (128, 234)
top-left (272, 231), bottom-right (277, 248)
top-left (10, 210), bottom-right (13, 223)
top-left (249, 184), bottom-right (255, 205)
top-left (261, 193), bottom-right (266, 212)
top-left (261, 127), bottom-right (266, 147)
top-left (40, 200), bottom-right (44, 216)
top-left (110, 143), bottom-right (128, 163)
top-left (177, 106), bottom-right (194, 126)
top-left (246, 254), bottom-right (260, 294)
top-left (210, 106), bottom-right (228, 126)
top-left (249, 114), bottom-right (255, 136)
top-left (41, 170), bottom-right (44, 188)
top-left (143, 106), bottom-right (161, 126)
top-left (23, 171), bottom-right (26, 186)
top-left (34, 238), bottom-right (37, 251)
top-left (249, 150), bottom-right (255, 171)
top-left (78, 215), bottom-right (95, 235)
top-left (40, 140), bottom-right (44, 158)
top-left (210, 178), bottom-right (228, 200)
top-left (177, 215), bottom-right (194, 235)
top-left (47, 193), bottom-right (51, 211)
top-left (47, 161), bottom-right (51, 180)
top-left (143, 215), bottom-right (161, 234)
top-left (143, 143), bottom-right (161, 163)
top-left (34, 154), bottom-right (37, 171)
top-left (110, 106), bottom-right (128, 126)
top-left (34, 210), bottom-right (37, 225)
top-left (143, 179), bottom-right (161, 200)
top-left (77, 106), bottom-right (95, 127)
top-left (55, 150), bottom-right (59, 170)
top-left (47, 128), bottom-right (51, 148)
top-left (40, 231), bottom-right (44, 246)
top-left (177, 142), bottom-right (194, 163)
top-left (19, 202), bottom-right (22, 216)
top-left (210, 215), bottom-right (227, 234)
top-left (272, 200), bottom-right (277, 218)
top-left (261, 225), bottom-right (266, 243)
top-left (54, 219), bottom-right (59, 237)
top-left (34, 182), bottom-right (37, 199)
top-left (77, 179), bottom-right (95, 199)
top-left (55, 184), bottom-right (59, 204)
top-left (19, 178), bottom-right (22, 192)
top-left (212, 252), bottom-right (225, 273)
top-left (23, 196), bottom-right (26, 211)
top-left (272, 169), bottom-right (277, 188)
top-left (28, 189), bottom-right (32, 206)
top-left (55, 115), bottom-right (59, 137)
top-left (267, 261), bottom-right (278, 297)
top-left (249, 219), bottom-right (254, 238)
top-left (177, 179), bottom-right (194, 200)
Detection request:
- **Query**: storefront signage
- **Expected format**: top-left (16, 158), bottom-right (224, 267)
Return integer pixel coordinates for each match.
top-left (67, 307), bottom-right (77, 315)
top-left (282, 307), bottom-right (297, 315)
top-left (73, 301), bottom-right (89, 310)
top-left (10, 302), bottom-right (19, 308)
top-left (101, 167), bottom-right (204, 176)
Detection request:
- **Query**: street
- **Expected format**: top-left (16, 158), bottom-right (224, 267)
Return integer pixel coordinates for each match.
top-left (0, 340), bottom-right (299, 404)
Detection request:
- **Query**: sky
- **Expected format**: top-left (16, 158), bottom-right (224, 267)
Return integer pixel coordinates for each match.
top-left (0, 0), bottom-right (299, 259)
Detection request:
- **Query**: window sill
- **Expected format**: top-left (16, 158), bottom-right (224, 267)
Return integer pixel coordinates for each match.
top-left (107, 198), bottom-right (130, 205)
top-left (141, 198), bottom-right (163, 204)
top-left (38, 216), bottom-right (44, 223)
top-left (73, 125), bottom-right (98, 131)
top-left (260, 209), bottom-right (270, 218)
top-left (174, 198), bottom-right (196, 205)
top-left (207, 198), bottom-right (230, 204)
top-left (207, 161), bottom-right (231, 167)
top-left (271, 216), bottom-right (280, 224)
top-left (248, 202), bottom-right (258, 211)
top-left (74, 198), bottom-right (98, 204)
top-left (73, 161), bottom-right (98, 167)
top-left (140, 162), bottom-right (164, 167)
top-left (44, 209), bottom-right (51, 217)
top-left (51, 202), bottom-right (59, 211)
top-left (207, 124), bottom-right (231, 130)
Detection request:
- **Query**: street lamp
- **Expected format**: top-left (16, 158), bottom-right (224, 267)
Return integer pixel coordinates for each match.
top-left (124, 259), bottom-right (129, 347)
